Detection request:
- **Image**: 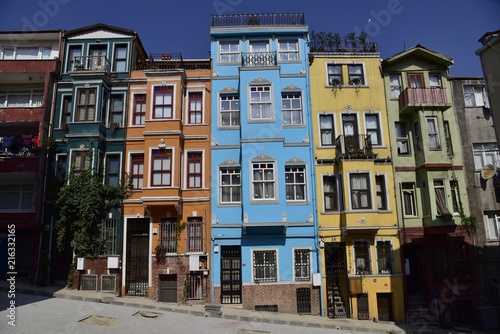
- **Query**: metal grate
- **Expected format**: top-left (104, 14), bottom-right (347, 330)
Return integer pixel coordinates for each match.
top-left (101, 274), bottom-right (117, 292)
top-left (80, 274), bottom-right (98, 291)
top-left (255, 305), bottom-right (278, 312)
top-left (296, 288), bottom-right (311, 314)
top-left (186, 274), bottom-right (203, 300)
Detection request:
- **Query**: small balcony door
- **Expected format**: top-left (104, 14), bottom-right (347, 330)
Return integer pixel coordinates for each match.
top-left (342, 114), bottom-right (359, 151)
top-left (407, 72), bottom-right (424, 88)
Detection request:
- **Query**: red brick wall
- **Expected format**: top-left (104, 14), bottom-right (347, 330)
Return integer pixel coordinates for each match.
top-left (73, 257), bottom-right (120, 295)
top-left (214, 283), bottom-right (320, 315)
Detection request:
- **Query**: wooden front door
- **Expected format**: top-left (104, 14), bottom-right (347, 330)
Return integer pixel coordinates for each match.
top-left (377, 293), bottom-right (393, 321)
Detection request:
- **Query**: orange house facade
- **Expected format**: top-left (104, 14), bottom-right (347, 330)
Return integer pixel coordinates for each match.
top-left (121, 55), bottom-right (212, 303)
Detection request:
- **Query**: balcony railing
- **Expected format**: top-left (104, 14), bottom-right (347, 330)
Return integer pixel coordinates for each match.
top-left (309, 41), bottom-right (378, 53)
top-left (211, 13), bottom-right (305, 27)
top-left (0, 134), bottom-right (39, 157)
top-left (241, 52), bottom-right (277, 67)
top-left (335, 134), bottom-right (375, 158)
top-left (71, 55), bottom-right (110, 73)
top-left (398, 87), bottom-right (451, 113)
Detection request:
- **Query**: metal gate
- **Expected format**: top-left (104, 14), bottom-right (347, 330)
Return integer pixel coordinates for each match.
top-left (296, 288), bottom-right (311, 314)
top-left (220, 246), bottom-right (241, 304)
top-left (325, 242), bottom-right (349, 318)
top-left (126, 218), bottom-right (149, 296)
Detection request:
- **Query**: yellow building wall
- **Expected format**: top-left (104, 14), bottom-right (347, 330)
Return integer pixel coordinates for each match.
top-left (310, 53), bottom-right (404, 322)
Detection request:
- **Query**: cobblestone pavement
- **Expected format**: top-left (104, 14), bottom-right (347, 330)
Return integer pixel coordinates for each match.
top-left (0, 280), bottom-right (483, 334)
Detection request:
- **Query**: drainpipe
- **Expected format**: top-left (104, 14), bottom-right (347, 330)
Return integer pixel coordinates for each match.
top-left (304, 37), bottom-right (324, 316)
top-left (36, 52), bottom-right (60, 285)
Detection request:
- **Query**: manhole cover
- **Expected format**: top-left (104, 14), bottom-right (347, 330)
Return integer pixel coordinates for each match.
top-left (132, 310), bottom-right (164, 319)
top-left (79, 315), bottom-right (118, 326)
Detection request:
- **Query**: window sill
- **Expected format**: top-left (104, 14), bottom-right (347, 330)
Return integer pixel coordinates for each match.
top-left (286, 200), bottom-right (309, 206)
top-left (218, 202), bottom-right (242, 207)
top-left (218, 126), bottom-right (241, 130)
top-left (321, 210), bottom-right (340, 215)
top-left (248, 119), bottom-right (275, 123)
top-left (250, 199), bottom-right (279, 205)
top-left (282, 124), bottom-right (306, 128)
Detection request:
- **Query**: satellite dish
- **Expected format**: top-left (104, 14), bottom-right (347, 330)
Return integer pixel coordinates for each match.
top-left (481, 164), bottom-right (496, 179)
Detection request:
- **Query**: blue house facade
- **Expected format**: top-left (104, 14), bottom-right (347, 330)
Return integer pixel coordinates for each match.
top-left (47, 24), bottom-right (146, 285)
top-left (210, 13), bottom-right (320, 314)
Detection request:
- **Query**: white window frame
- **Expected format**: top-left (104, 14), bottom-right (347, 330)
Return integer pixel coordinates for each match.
top-left (353, 239), bottom-right (372, 275)
top-left (281, 92), bottom-right (303, 126)
top-left (375, 173), bottom-right (388, 211)
top-left (251, 160), bottom-right (276, 202)
top-left (364, 111), bottom-right (382, 146)
top-left (1, 46), bottom-right (52, 60)
top-left (389, 74), bottom-right (402, 99)
top-left (130, 92), bottom-right (146, 126)
top-left (473, 143), bottom-right (500, 170)
top-left (401, 182), bottom-right (417, 217)
top-left (348, 171), bottom-right (372, 210)
top-left (463, 85), bottom-right (489, 108)
top-left (151, 84), bottom-right (175, 120)
top-left (249, 85), bottom-right (273, 121)
top-left (219, 165), bottom-right (241, 204)
top-left (150, 147), bottom-right (174, 187)
top-left (348, 63), bottom-right (366, 86)
top-left (113, 44), bottom-right (128, 72)
top-left (187, 91), bottom-right (204, 125)
top-left (395, 122), bottom-right (410, 155)
top-left (285, 164), bottom-right (307, 202)
top-left (375, 239), bottom-right (394, 275)
top-left (252, 249), bottom-right (278, 283)
top-left (429, 73), bottom-right (442, 88)
top-left (0, 90), bottom-right (43, 108)
top-left (327, 64), bottom-right (343, 86)
top-left (322, 173), bottom-right (340, 212)
top-left (293, 248), bottom-right (311, 282)
top-left (485, 212), bottom-right (500, 240)
top-left (219, 94), bottom-right (240, 128)
top-left (219, 41), bottom-right (240, 64)
top-left (426, 116), bottom-right (441, 150)
top-left (185, 150), bottom-right (204, 189)
top-left (319, 113), bottom-right (335, 146)
top-left (278, 39), bottom-right (299, 62)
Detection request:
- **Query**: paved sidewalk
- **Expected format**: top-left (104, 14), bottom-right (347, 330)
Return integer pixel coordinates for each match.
top-left (0, 280), bottom-right (479, 334)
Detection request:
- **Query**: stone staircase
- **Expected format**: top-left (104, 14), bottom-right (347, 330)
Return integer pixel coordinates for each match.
top-left (407, 293), bottom-right (439, 327)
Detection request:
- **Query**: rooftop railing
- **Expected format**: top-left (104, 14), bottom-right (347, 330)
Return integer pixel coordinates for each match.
top-left (309, 41), bottom-right (378, 53)
top-left (211, 13), bottom-right (305, 27)
top-left (134, 53), bottom-right (211, 71)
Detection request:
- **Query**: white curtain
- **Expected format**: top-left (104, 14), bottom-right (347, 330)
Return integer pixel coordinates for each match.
top-left (351, 174), bottom-right (368, 208)
top-left (426, 118), bottom-right (440, 149)
top-left (320, 115), bottom-right (333, 145)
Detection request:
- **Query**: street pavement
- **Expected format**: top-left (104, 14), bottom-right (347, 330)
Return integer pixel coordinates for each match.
top-left (0, 280), bottom-right (481, 334)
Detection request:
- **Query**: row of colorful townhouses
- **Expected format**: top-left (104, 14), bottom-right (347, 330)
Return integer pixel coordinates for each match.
top-left (1, 14), bottom-right (500, 329)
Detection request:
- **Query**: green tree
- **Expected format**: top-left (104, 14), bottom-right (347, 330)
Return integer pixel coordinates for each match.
top-left (55, 167), bottom-right (130, 257)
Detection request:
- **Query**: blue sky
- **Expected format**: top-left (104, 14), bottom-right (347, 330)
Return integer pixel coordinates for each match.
top-left (0, 0), bottom-right (498, 76)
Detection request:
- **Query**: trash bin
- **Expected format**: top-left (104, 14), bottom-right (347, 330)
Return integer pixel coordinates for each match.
top-left (476, 306), bottom-right (499, 330)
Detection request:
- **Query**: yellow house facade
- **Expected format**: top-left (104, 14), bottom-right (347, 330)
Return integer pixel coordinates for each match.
top-left (309, 40), bottom-right (404, 322)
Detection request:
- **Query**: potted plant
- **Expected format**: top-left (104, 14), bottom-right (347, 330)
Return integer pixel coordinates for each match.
top-left (155, 243), bottom-right (167, 265)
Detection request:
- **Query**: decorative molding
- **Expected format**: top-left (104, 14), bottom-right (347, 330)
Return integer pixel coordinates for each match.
top-left (249, 77), bottom-right (271, 84)
top-left (282, 84), bottom-right (301, 92)
top-left (286, 157), bottom-right (306, 164)
top-left (219, 86), bottom-right (238, 94)
top-left (220, 159), bottom-right (241, 166)
top-left (252, 153), bottom-right (274, 161)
